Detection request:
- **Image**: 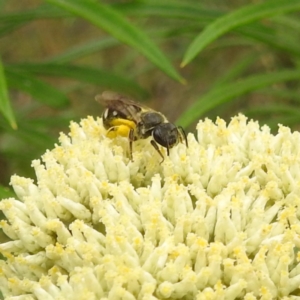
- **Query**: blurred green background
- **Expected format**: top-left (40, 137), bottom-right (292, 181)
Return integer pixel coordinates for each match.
top-left (1, 0), bottom-right (300, 197)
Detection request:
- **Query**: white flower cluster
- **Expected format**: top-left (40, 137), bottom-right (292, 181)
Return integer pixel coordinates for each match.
top-left (1, 115), bottom-right (300, 300)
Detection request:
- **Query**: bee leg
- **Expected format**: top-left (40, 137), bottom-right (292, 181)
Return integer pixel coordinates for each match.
top-left (178, 126), bottom-right (188, 147)
top-left (150, 140), bottom-right (164, 164)
top-left (106, 126), bottom-right (117, 138)
top-left (129, 128), bottom-right (135, 161)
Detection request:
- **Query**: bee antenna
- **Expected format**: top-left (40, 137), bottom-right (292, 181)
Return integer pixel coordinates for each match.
top-left (178, 126), bottom-right (188, 147)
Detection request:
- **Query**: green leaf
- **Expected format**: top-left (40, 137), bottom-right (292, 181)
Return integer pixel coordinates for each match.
top-left (0, 4), bottom-right (68, 22)
top-left (258, 88), bottom-right (300, 102)
top-left (177, 69), bottom-right (300, 128)
top-left (24, 115), bottom-right (74, 128)
top-left (0, 22), bottom-right (26, 37)
top-left (116, 3), bottom-right (300, 58)
top-left (0, 57), bottom-right (17, 129)
top-left (0, 5), bottom-right (69, 37)
top-left (272, 15), bottom-right (300, 32)
top-left (267, 115), bottom-right (300, 129)
top-left (0, 114), bottom-right (56, 147)
top-left (211, 53), bottom-right (258, 88)
top-left (18, 125), bottom-right (57, 147)
top-left (182, 0), bottom-right (300, 66)
top-left (236, 23), bottom-right (300, 58)
top-left (113, 2), bottom-right (221, 21)
top-left (46, 37), bottom-right (119, 63)
top-left (245, 103), bottom-right (300, 116)
top-left (10, 63), bottom-right (148, 98)
top-left (246, 105), bottom-right (300, 130)
top-left (5, 68), bottom-right (69, 108)
top-left (45, 0), bottom-right (184, 83)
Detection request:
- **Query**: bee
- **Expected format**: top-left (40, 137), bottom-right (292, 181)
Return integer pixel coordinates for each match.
top-left (96, 91), bottom-right (188, 163)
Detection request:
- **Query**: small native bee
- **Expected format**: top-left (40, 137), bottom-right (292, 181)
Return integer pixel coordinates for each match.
top-left (96, 91), bottom-right (188, 163)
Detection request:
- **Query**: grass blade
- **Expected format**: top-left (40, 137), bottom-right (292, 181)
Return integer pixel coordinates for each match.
top-left (0, 4), bottom-right (69, 37)
top-left (258, 88), bottom-right (300, 103)
top-left (245, 103), bottom-right (300, 116)
top-left (0, 57), bottom-right (17, 129)
top-left (5, 68), bottom-right (69, 108)
top-left (9, 63), bottom-right (148, 98)
top-left (211, 53), bottom-right (258, 88)
top-left (45, 0), bottom-right (184, 83)
top-left (177, 69), bottom-right (300, 128)
top-left (114, 2), bottom-right (221, 21)
top-left (0, 4), bottom-right (69, 22)
top-left (46, 37), bottom-right (119, 63)
top-left (182, 0), bottom-right (300, 67)
top-left (236, 24), bottom-right (300, 58)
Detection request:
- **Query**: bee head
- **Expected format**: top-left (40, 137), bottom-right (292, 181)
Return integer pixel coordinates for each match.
top-left (152, 123), bottom-right (179, 151)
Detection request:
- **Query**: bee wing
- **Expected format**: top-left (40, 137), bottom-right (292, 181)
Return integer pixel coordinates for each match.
top-left (95, 91), bottom-right (150, 123)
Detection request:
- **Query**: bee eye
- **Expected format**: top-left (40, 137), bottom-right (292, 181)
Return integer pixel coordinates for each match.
top-left (103, 109), bottom-right (109, 119)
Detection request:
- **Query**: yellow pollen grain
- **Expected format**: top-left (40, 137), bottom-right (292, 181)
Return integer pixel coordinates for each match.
top-left (4, 253), bottom-right (14, 260)
top-left (0, 220), bottom-right (7, 226)
top-left (53, 146), bottom-right (65, 157)
top-left (48, 266), bottom-right (60, 275)
top-left (261, 225), bottom-right (272, 235)
top-left (217, 129), bottom-right (228, 138)
top-left (115, 235), bottom-right (125, 243)
top-left (31, 228), bottom-right (41, 236)
top-left (180, 154), bottom-right (187, 162)
top-left (196, 238), bottom-right (208, 248)
top-left (0, 201), bottom-right (13, 210)
top-left (119, 266), bottom-right (130, 275)
top-left (260, 286), bottom-right (271, 296)
top-left (101, 182), bottom-right (109, 188)
top-left (8, 278), bottom-right (18, 285)
top-left (233, 247), bottom-right (243, 257)
top-left (53, 243), bottom-right (64, 255)
top-left (133, 237), bottom-right (142, 247)
top-left (172, 174), bottom-right (179, 181)
top-left (170, 250), bottom-right (180, 260)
